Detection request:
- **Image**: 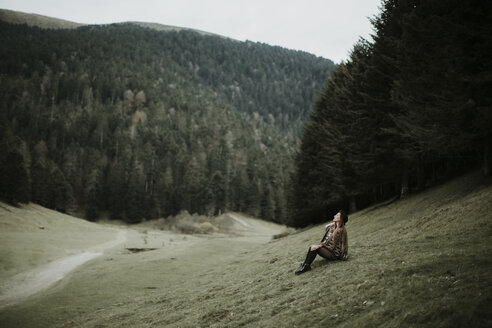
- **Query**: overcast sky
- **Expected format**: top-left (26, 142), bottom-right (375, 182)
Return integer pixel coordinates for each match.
top-left (0, 0), bottom-right (382, 63)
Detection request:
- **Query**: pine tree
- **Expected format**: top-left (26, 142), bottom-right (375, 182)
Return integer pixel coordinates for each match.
top-left (0, 132), bottom-right (31, 204)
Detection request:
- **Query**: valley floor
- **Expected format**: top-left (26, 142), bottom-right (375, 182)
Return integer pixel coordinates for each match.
top-left (0, 171), bottom-right (491, 327)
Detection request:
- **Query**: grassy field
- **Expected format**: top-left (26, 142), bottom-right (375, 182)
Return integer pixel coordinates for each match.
top-left (0, 203), bottom-right (123, 281)
top-left (0, 171), bottom-right (491, 327)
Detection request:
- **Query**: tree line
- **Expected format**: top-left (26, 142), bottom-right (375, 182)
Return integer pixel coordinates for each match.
top-left (0, 20), bottom-right (334, 223)
top-left (289, 0), bottom-right (492, 227)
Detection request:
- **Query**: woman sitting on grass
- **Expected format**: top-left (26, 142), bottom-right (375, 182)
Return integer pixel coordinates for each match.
top-left (295, 210), bottom-right (348, 275)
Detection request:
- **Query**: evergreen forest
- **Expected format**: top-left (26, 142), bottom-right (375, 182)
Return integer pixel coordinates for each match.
top-left (0, 16), bottom-right (334, 223)
top-left (1, 0), bottom-right (491, 228)
top-left (290, 0), bottom-right (492, 226)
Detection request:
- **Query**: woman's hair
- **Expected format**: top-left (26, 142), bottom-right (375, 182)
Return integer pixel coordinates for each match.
top-left (339, 210), bottom-right (348, 224)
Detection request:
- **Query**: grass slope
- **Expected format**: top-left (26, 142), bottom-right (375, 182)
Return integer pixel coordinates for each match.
top-left (0, 8), bottom-right (229, 38)
top-left (1, 171), bottom-right (491, 327)
top-left (0, 203), bottom-right (121, 280)
top-left (0, 9), bottom-right (84, 29)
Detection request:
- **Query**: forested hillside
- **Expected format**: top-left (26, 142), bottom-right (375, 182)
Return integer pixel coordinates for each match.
top-left (0, 15), bottom-right (334, 223)
top-left (290, 0), bottom-right (492, 227)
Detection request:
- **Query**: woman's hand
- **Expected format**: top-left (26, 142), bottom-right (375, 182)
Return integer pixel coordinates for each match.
top-left (310, 244), bottom-right (321, 251)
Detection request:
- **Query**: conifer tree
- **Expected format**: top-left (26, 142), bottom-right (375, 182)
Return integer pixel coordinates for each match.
top-left (0, 132), bottom-right (31, 204)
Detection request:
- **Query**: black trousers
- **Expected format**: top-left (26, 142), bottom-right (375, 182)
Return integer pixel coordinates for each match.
top-left (303, 246), bottom-right (335, 266)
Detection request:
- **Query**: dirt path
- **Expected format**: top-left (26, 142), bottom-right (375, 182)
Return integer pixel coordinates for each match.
top-left (0, 229), bottom-right (127, 309)
top-left (228, 213), bottom-right (252, 227)
top-left (0, 212), bottom-right (285, 311)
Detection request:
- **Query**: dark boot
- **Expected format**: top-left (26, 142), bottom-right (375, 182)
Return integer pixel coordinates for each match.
top-left (295, 263), bottom-right (311, 275)
top-left (295, 247), bottom-right (318, 275)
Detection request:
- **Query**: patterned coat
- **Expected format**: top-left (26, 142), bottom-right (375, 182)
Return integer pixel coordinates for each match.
top-left (321, 224), bottom-right (348, 260)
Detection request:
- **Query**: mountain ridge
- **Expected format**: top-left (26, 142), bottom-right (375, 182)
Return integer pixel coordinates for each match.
top-left (0, 8), bottom-right (84, 29)
top-left (0, 8), bottom-right (333, 59)
top-left (0, 8), bottom-right (240, 43)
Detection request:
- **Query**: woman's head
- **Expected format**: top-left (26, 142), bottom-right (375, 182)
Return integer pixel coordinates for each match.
top-left (333, 210), bottom-right (348, 226)
top-left (339, 210), bottom-right (348, 224)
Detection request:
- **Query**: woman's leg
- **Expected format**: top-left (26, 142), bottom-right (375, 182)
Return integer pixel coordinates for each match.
top-left (317, 247), bottom-right (336, 260)
top-left (295, 246), bottom-right (317, 275)
top-left (303, 246), bottom-right (318, 266)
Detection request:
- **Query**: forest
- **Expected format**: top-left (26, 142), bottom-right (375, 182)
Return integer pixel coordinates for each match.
top-left (1, 0), bottom-right (490, 228)
top-left (0, 18), bottom-right (334, 224)
top-left (290, 0), bottom-right (492, 226)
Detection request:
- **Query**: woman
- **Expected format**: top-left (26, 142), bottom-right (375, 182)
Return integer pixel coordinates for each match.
top-left (295, 210), bottom-right (348, 275)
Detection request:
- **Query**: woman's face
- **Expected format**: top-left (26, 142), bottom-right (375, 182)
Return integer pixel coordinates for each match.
top-left (333, 213), bottom-right (341, 222)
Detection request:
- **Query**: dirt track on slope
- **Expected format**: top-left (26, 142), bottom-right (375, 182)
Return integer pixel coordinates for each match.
top-left (0, 212), bottom-right (285, 310)
top-left (0, 229), bottom-right (127, 309)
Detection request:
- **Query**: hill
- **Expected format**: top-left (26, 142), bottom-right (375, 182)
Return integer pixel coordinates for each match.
top-left (0, 8), bottom-right (84, 29)
top-left (0, 9), bottom-right (234, 39)
top-left (128, 21), bottom-right (231, 38)
top-left (0, 201), bottom-right (285, 309)
top-left (0, 202), bottom-right (121, 281)
top-left (0, 11), bottom-right (334, 224)
top-left (0, 171), bottom-right (490, 327)
top-left (0, 8), bottom-right (230, 37)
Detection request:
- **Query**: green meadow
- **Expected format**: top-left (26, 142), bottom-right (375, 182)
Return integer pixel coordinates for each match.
top-left (1, 171), bottom-right (491, 327)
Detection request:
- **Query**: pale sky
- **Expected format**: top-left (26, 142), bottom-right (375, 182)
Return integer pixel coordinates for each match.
top-left (0, 0), bottom-right (382, 63)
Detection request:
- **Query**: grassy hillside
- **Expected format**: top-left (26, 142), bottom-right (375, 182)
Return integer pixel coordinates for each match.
top-left (0, 171), bottom-right (491, 327)
top-left (0, 9), bottom-right (84, 29)
top-left (0, 8), bottom-right (227, 37)
top-left (0, 202), bottom-right (121, 280)
top-left (129, 21), bottom-right (229, 38)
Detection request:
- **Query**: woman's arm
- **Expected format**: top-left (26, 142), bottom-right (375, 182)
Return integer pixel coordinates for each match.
top-left (341, 229), bottom-right (348, 259)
